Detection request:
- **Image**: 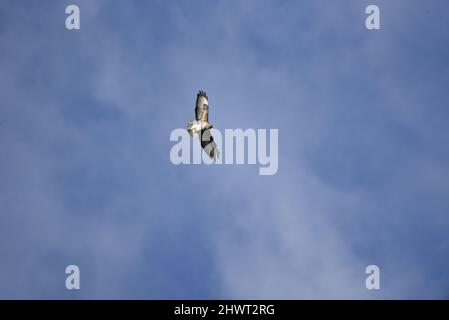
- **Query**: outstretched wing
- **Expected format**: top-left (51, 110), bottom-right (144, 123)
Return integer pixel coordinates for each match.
top-left (195, 90), bottom-right (209, 122)
top-left (200, 129), bottom-right (220, 160)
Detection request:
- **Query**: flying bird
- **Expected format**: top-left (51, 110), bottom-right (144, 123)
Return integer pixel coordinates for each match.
top-left (187, 90), bottom-right (220, 160)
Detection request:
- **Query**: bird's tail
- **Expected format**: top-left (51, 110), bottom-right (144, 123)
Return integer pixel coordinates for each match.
top-left (187, 121), bottom-right (194, 136)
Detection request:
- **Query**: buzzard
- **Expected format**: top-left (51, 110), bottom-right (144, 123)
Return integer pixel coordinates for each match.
top-left (186, 90), bottom-right (220, 160)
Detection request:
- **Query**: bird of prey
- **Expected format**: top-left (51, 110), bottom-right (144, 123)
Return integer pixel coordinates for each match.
top-left (187, 90), bottom-right (220, 160)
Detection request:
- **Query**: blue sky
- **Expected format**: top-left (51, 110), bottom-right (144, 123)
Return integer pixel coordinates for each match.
top-left (0, 0), bottom-right (449, 299)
